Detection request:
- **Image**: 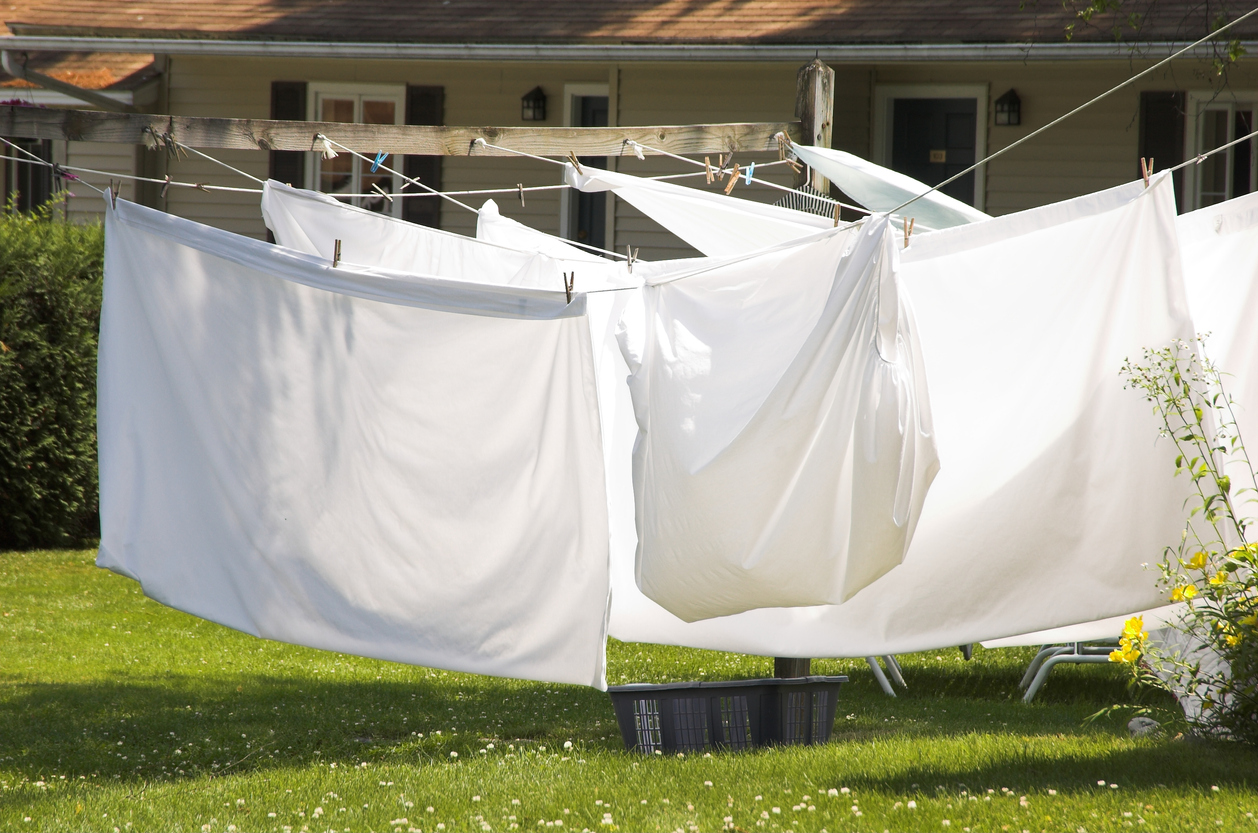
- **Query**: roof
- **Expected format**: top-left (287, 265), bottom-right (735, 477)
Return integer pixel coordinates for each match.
top-left (1, 0), bottom-right (152, 91)
top-left (6, 0), bottom-right (1258, 46)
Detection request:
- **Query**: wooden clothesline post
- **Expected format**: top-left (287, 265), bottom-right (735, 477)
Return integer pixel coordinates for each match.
top-left (775, 58), bottom-right (835, 680)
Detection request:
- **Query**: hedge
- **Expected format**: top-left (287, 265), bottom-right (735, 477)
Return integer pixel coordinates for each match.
top-left (0, 203), bottom-right (103, 550)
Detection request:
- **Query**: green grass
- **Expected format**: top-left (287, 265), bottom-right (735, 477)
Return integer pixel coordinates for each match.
top-left (2, 549), bottom-right (1256, 833)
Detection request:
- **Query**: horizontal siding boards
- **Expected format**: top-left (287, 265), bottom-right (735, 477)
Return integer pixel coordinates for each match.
top-left (63, 140), bottom-right (136, 224)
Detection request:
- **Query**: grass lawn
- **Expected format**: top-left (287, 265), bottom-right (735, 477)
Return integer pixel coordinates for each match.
top-left (1, 549), bottom-right (1256, 833)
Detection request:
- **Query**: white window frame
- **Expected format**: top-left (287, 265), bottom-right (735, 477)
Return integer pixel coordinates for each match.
top-left (558, 82), bottom-right (610, 241)
top-left (872, 84), bottom-right (989, 212)
top-left (1184, 90), bottom-right (1258, 210)
top-left (305, 82), bottom-right (406, 218)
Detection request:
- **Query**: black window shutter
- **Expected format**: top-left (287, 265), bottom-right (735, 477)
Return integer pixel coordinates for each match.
top-left (270, 81), bottom-right (307, 188)
top-left (404, 85), bottom-right (444, 228)
top-left (1139, 91), bottom-right (1185, 212)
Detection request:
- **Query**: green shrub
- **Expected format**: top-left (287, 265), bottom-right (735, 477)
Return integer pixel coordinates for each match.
top-left (0, 202), bottom-right (103, 550)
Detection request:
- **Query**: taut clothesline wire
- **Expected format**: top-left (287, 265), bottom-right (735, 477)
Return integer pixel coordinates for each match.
top-left (880, 5), bottom-right (1258, 219)
top-left (622, 139), bottom-right (873, 216)
top-left (1168, 125), bottom-right (1258, 172)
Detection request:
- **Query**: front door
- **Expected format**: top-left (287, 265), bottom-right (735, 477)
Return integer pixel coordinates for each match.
top-left (891, 98), bottom-right (978, 206)
top-left (572, 95), bottom-right (609, 249)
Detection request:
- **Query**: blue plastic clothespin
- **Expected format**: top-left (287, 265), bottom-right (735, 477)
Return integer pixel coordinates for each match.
top-left (370, 151), bottom-right (388, 173)
top-left (744, 162), bottom-right (755, 185)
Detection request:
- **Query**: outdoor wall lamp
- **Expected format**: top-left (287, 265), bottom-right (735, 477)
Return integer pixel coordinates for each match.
top-left (994, 88), bottom-right (1021, 126)
top-left (521, 86), bottom-right (547, 121)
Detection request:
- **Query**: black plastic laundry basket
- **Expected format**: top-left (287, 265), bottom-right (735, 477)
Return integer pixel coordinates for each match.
top-left (607, 675), bottom-right (847, 753)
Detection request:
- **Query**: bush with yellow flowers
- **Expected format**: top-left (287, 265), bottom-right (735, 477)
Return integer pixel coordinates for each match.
top-left (1120, 338), bottom-right (1257, 746)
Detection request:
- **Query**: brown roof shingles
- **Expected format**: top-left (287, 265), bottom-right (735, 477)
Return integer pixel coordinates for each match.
top-left (6, 0), bottom-right (1258, 45)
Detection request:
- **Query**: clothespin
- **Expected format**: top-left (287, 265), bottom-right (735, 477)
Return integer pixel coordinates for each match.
top-left (517, 183), bottom-right (526, 207)
top-left (626, 245), bottom-right (638, 274)
top-left (370, 151), bottom-right (388, 173)
top-left (50, 163), bottom-right (78, 183)
top-left (194, 183), bottom-right (209, 192)
top-left (744, 162), bottom-right (755, 185)
top-left (371, 182), bottom-right (394, 204)
top-left (562, 271), bottom-right (575, 304)
top-left (903, 218), bottom-right (915, 249)
top-left (160, 174), bottom-right (171, 199)
top-left (1140, 156), bottom-right (1151, 187)
top-left (724, 164), bottom-right (741, 194)
top-left (108, 180), bottom-right (118, 209)
top-left (704, 156), bottom-right (714, 184)
top-left (566, 151), bottom-right (583, 174)
top-left (317, 135), bottom-right (338, 160)
top-left (833, 201), bottom-right (841, 227)
top-left (784, 157), bottom-right (803, 174)
top-left (332, 239), bottom-right (342, 268)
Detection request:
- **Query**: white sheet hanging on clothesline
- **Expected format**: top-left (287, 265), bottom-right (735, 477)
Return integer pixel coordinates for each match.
top-left (566, 164), bottom-right (833, 256)
top-left (789, 144), bottom-right (991, 231)
top-left (982, 188), bottom-right (1258, 650)
top-left (99, 194), bottom-right (612, 689)
top-left (596, 172), bottom-right (1194, 655)
top-left (625, 216), bottom-right (939, 620)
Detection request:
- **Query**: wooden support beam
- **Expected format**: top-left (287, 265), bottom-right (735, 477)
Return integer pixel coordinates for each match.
top-left (0, 106), bottom-right (801, 157)
top-left (794, 58), bottom-right (835, 192)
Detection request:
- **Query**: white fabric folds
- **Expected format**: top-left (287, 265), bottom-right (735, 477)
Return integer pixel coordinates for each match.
top-left (627, 216), bottom-right (939, 620)
top-left (565, 164), bottom-right (833, 256)
top-left (789, 144), bottom-right (990, 231)
top-left (98, 195), bottom-right (612, 689)
top-left (606, 174), bottom-right (1195, 655)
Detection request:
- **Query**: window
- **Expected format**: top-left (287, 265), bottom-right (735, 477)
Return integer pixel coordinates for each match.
top-left (1185, 92), bottom-right (1257, 209)
top-left (873, 85), bottom-right (988, 210)
top-left (306, 84), bottom-right (405, 217)
top-left (2, 138), bottom-right (53, 213)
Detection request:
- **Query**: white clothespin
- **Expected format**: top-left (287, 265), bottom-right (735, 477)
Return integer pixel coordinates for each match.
top-left (371, 182), bottom-right (394, 204)
top-left (471, 137), bottom-right (488, 154)
top-left (317, 134), bottom-right (338, 160)
top-left (630, 141), bottom-right (645, 161)
top-left (332, 239), bottom-right (342, 268)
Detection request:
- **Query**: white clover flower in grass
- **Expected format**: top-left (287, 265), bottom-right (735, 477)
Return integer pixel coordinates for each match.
top-left (1048, 790), bottom-right (1057, 796)
top-left (827, 789), bottom-right (838, 797)
top-left (390, 819), bottom-right (408, 826)
top-left (450, 752), bottom-right (458, 758)
top-left (942, 821), bottom-right (950, 827)
top-left (760, 812), bottom-right (770, 820)
top-left (907, 801), bottom-right (917, 810)
top-left (564, 741), bottom-right (573, 750)
top-left (427, 807), bottom-right (435, 813)
top-left (772, 807), bottom-right (781, 814)
top-left (473, 796), bottom-right (481, 802)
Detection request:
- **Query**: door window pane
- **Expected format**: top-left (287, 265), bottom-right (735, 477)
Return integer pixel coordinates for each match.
top-left (359, 100), bottom-right (398, 213)
top-left (312, 91), bottom-right (402, 215)
top-left (1199, 109), bottom-right (1229, 207)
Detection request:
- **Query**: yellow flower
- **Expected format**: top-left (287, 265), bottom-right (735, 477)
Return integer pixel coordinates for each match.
top-left (1226, 635), bottom-right (1241, 647)
top-left (1122, 616), bottom-right (1145, 639)
top-left (1109, 649), bottom-right (1125, 663)
top-left (1186, 551), bottom-right (1209, 570)
top-left (1209, 571), bottom-right (1229, 586)
top-left (1171, 584), bottom-right (1199, 602)
top-left (1241, 613), bottom-right (1258, 627)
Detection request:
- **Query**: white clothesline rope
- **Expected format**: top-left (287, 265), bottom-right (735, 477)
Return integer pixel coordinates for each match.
top-left (881, 5), bottom-right (1258, 218)
top-left (1168, 125), bottom-right (1258, 173)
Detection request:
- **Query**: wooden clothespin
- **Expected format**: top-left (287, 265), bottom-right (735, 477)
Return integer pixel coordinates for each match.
top-left (704, 156), bottom-right (714, 184)
top-left (626, 245), bottom-right (639, 274)
top-left (562, 271), bottom-right (575, 304)
top-left (724, 164), bottom-right (741, 194)
top-left (903, 218), bottom-right (915, 249)
top-left (194, 182), bottom-right (209, 192)
top-left (332, 239), bottom-right (342, 268)
top-left (566, 151), bottom-right (583, 174)
top-left (160, 174), bottom-right (171, 199)
top-left (833, 201), bottom-right (841, 227)
top-left (370, 182), bottom-right (394, 204)
top-left (517, 183), bottom-right (526, 207)
top-left (784, 157), bottom-right (803, 174)
top-left (108, 180), bottom-right (118, 209)
top-left (1140, 156), bottom-right (1154, 187)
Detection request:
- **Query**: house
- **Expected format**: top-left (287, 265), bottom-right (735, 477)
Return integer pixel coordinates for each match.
top-left (2, 1), bottom-right (1256, 260)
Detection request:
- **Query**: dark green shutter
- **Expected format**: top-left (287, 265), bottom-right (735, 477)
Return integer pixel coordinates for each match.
top-left (1139, 91), bottom-right (1185, 212)
top-left (404, 86), bottom-right (444, 228)
top-left (270, 81), bottom-right (307, 188)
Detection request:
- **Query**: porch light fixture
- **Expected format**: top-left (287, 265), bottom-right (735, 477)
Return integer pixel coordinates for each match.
top-left (994, 88), bottom-right (1021, 126)
top-left (521, 86), bottom-right (546, 121)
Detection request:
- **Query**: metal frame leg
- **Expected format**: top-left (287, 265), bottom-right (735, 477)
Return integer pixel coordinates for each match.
top-left (1019, 645), bottom-right (1070, 690)
top-left (1022, 651), bottom-right (1114, 703)
top-left (866, 656), bottom-right (896, 697)
top-left (882, 655), bottom-right (907, 690)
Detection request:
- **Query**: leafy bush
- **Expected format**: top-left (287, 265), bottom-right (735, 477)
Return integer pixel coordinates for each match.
top-left (0, 202), bottom-right (103, 550)
top-left (1117, 337), bottom-right (1258, 746)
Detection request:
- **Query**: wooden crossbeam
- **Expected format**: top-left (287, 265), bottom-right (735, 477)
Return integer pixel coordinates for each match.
top-left (0, 106), bottom-right (801, 157)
